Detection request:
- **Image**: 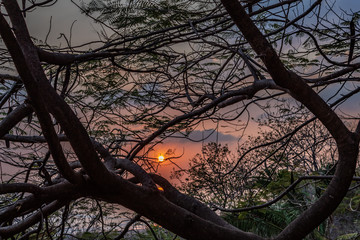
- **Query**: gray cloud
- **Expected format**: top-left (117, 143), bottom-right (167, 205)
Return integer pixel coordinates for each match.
top-left (168, 129), bottom-right (238, 143)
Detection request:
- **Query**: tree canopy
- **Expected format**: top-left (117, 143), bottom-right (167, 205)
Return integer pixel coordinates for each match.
top-left (0, 0), bottom-right (359, 239)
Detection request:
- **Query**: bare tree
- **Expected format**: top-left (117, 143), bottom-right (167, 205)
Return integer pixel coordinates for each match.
top-left (0, 0), bottom-right (359, 239)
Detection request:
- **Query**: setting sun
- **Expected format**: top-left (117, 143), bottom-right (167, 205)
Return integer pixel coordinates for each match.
top-left (158, 155), bottom-right (165, 162)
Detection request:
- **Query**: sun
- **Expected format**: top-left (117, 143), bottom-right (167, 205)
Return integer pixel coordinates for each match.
top-left (158, 155), bottom-right (165, 162)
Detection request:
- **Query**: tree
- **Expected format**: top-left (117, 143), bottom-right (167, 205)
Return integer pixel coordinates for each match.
top-left (173, 142), bottom-right (247, 208)
top-left (0, 0), bottom-right (359, 239)
top-left (173, 105), bottom-right (338, 207)
top-left (173, 109), bottom-right (344, 238)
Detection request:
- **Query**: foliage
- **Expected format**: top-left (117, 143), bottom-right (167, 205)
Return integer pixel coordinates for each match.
top-left (0, 0), bottom-right (360, 239)
top-left (174, 109), bottom-right (359, 238)
top-left (131, 224), bottom-right (183, 240)
top-left (172, 142), bottom-right (247, 208)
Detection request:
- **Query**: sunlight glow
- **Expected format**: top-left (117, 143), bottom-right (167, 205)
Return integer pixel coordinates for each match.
top-left (158, 155), bottom-right (165, 162)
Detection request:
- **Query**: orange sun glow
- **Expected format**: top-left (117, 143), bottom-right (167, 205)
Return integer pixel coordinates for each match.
top-left (158, 155), bottom-right (165, 162)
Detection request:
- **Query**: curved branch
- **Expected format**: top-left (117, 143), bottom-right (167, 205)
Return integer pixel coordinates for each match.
top-left (264, 0), bottom-right (322, 37)
top-left (220, 1), bottom-right (360, 239)
top-left (0, 81), bottom-right (23, 109)
top-left (91, 139), bottom-right (156, 190)
top-left (0, 200), bottom-right (66, 238)
top-left (114, 214), bottom-right (141, 240)
top-left (2, 0), bottom-right (117, 186)
top-left (149, 173), bottom-right (239, 231)
top-left (0, 181), bottom-right (79, 223)
top-left (95, 178), bottom-right (264, 240)
top-left (0, 183), bottom-right (42, 195)
top-left (137, 219), bottom-right (160, 240)
top-left (0, 134), bottom-right (67, 143)
top-left (36, 0), bottom-right (300, 66)
top-left (0, 103), bottom-right (33, 138)
top-left (129, 78), bottom-right (283, 161)
top-left (304, 62), bottom-right (360, 83)
top-left (296, 27), bottom-right (354, 67)
top-left (0, 74), bottom-right (21, 82)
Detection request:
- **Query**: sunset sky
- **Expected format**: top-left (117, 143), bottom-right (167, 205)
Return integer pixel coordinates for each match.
top-left (22, 0), bottom-right (360, 179)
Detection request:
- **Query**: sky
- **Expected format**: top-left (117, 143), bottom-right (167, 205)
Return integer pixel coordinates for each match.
top-left (24, 0), bottom-right (250, 176)
top-left (12, 0), bottom-right (360, 178)
top-left (26, 1), bottom-right (99, 46)
top-left (24, 0), bottom-right (360, 50)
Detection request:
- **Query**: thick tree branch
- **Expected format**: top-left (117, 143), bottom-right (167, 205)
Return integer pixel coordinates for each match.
top-left (220, 1), bottom-right (360, 239)
top-left (93, 185), bottom-right (264, 240)
top-left (0, 183), bottom-right (42, 195)
top-left (0, 134), bottom-right (67, 143)
top-left (0, 103), bottom-right (33, 138)
top-left (91, 140), bottom-right (157, 190)
top-left (0, 200), bottom-right (66, 238)
top-left (148, 174), bottom-right (239, 231)
top-left (1, 0), bottom-right (119, 187)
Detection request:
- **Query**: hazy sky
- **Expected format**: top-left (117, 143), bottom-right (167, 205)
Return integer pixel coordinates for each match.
top-left (26, 1), bottom-right (104, 47)
top-left (21, 0), bottom-right (360, 175)
top-left (25, 0), bottom-right (360, 46)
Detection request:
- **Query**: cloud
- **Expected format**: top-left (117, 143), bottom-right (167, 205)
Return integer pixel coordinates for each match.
top-left (167, 129), bottom-right (238, 143)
